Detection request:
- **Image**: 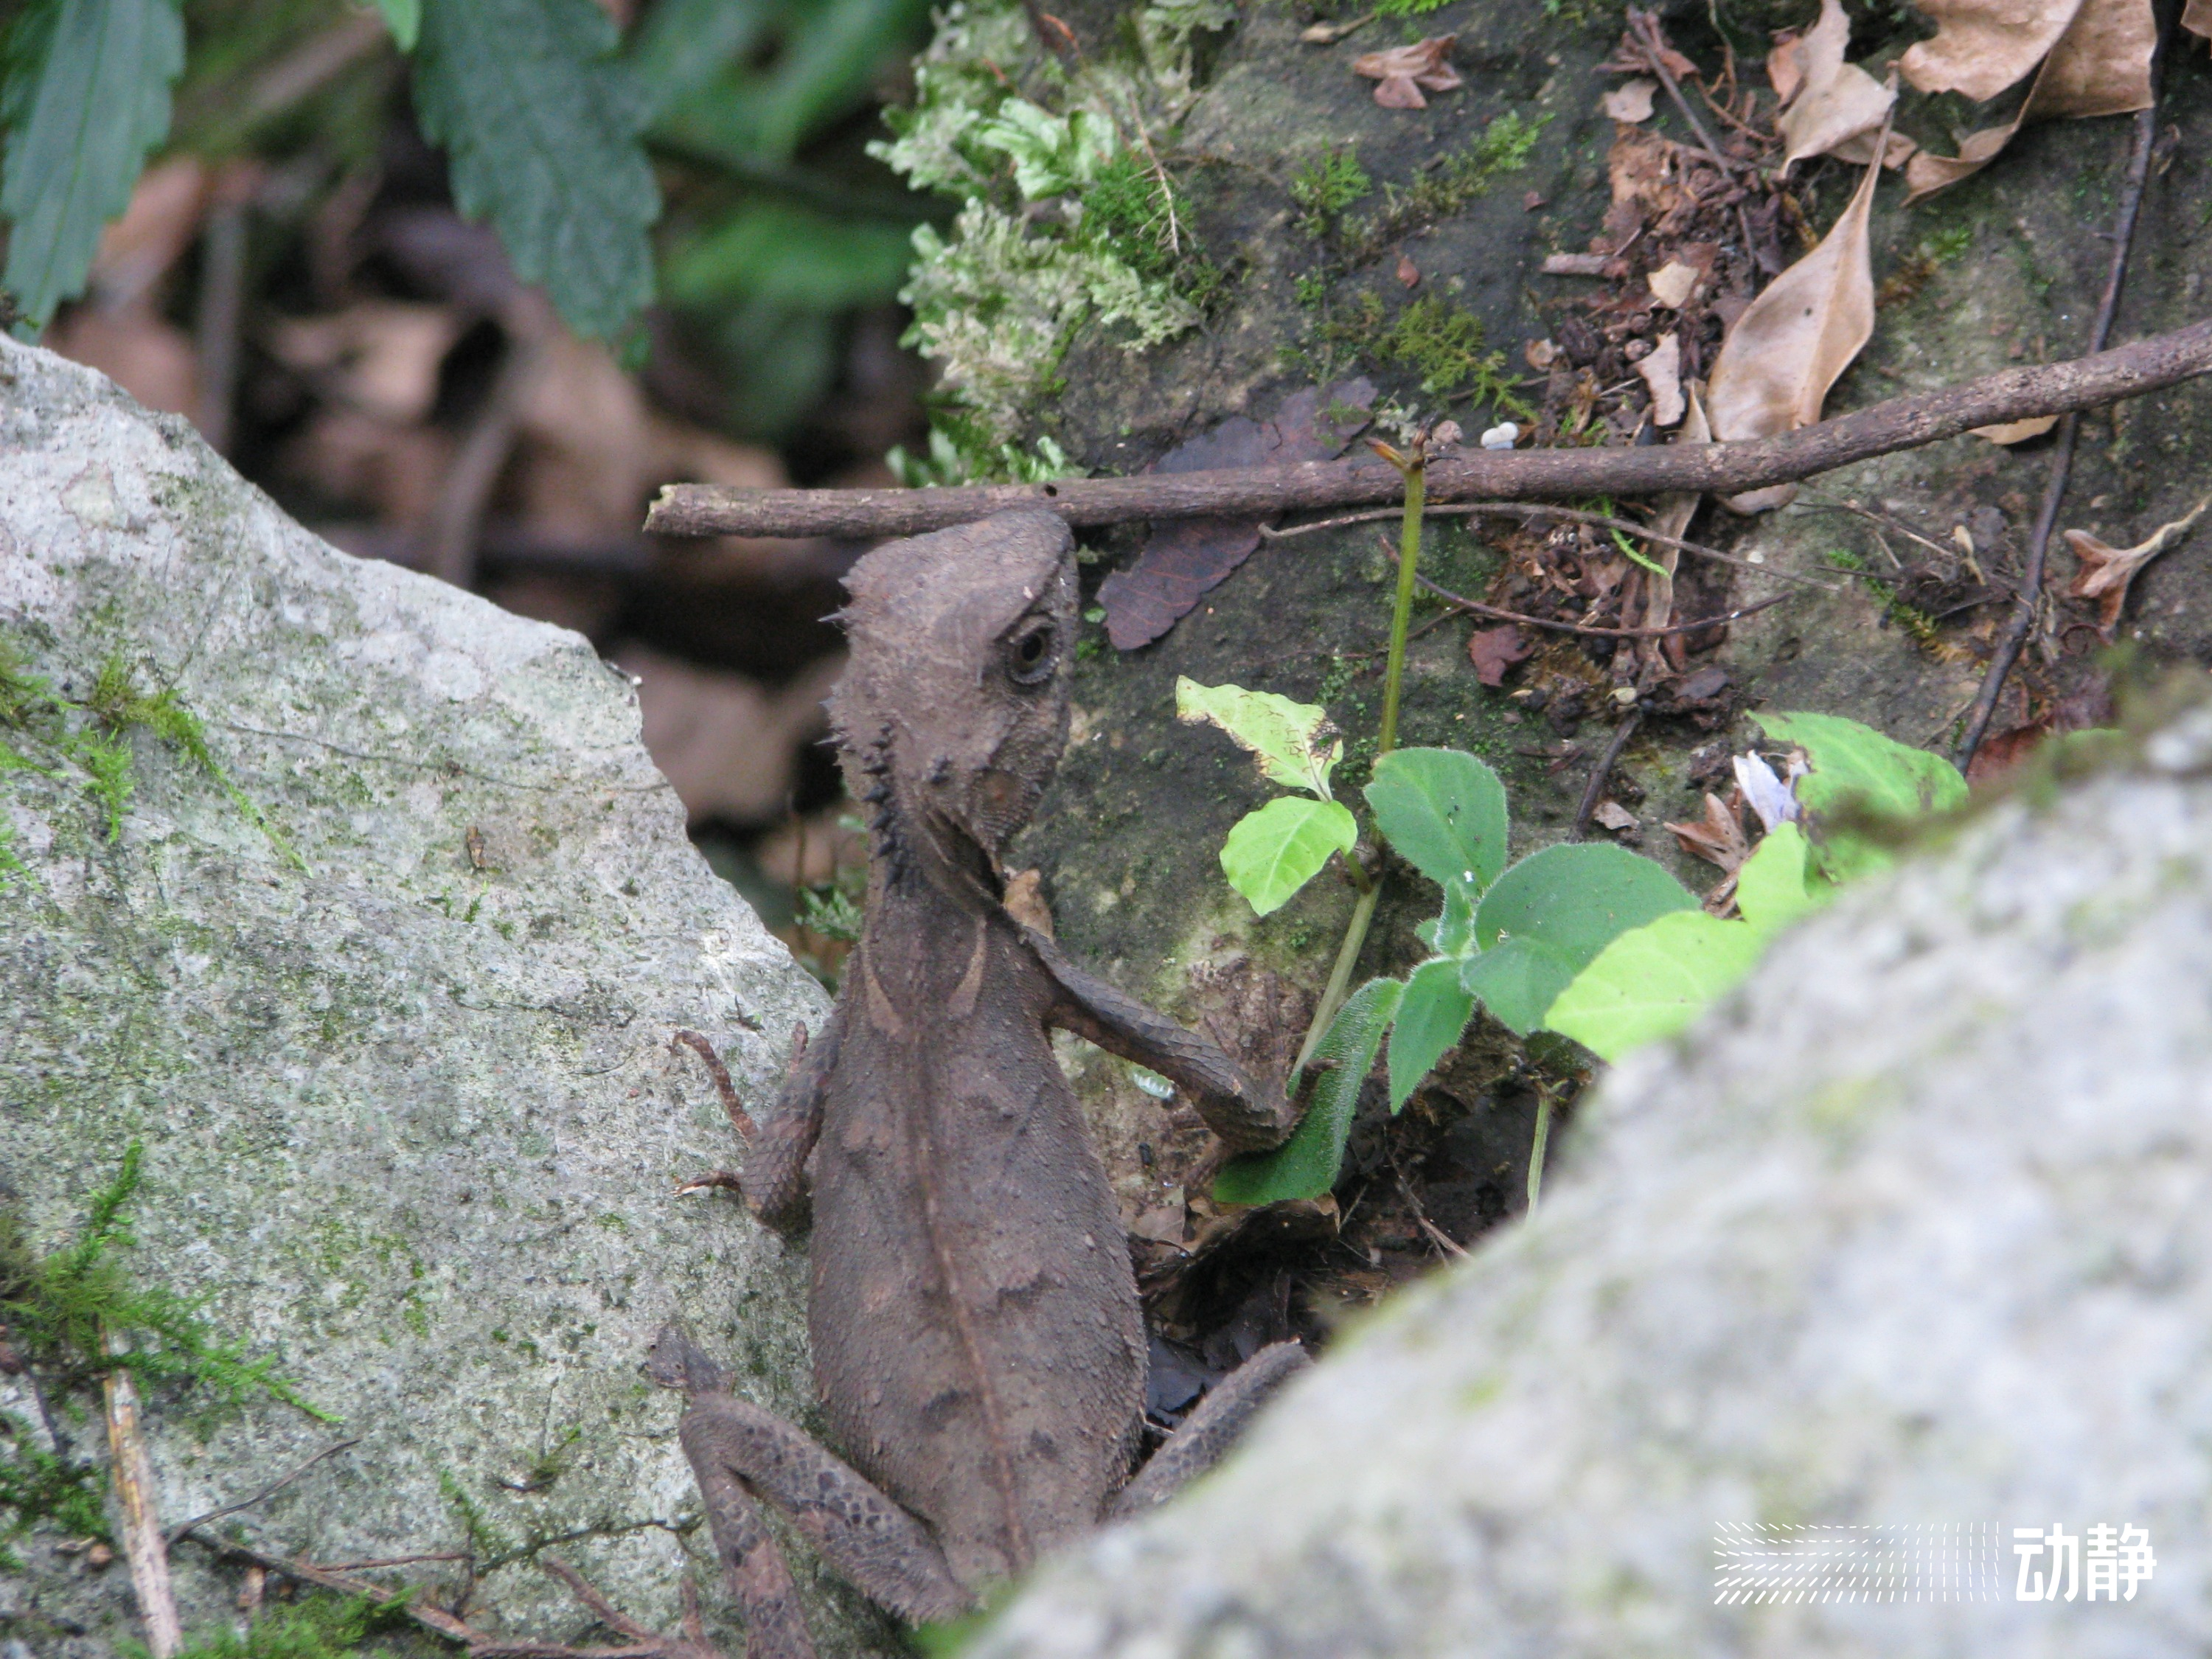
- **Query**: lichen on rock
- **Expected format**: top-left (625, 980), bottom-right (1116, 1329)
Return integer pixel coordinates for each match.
top-left (0, 338), bottom-right (892, 1657)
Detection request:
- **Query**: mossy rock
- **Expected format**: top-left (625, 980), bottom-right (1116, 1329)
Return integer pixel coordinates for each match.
top-left (0, 338), bottom-right (894, 1658)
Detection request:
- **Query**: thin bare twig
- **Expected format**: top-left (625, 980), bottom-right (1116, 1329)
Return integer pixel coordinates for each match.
top-left (425, 324), bottom-right (546, 589)
top-left (1572, 709), bottom-right (1644, 841)
top-left (1955, 94), bottom-right (2162, 771)
top-left (103, 1335), bottom-right (182, 1658)
top-left (1263, 498), bottom-right (1838, 591)
top-left (1627, 9), bottom-right (1753, 181)
top-left (1377, 535), bottom-right (1790, 639)
top-left (166, 1437), bottom-right (360, 1545)
top-left (646, 317), bottom-right (2212, 539)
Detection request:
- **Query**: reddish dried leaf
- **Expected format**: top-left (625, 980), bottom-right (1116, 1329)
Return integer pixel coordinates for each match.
top-left (1901, 0), bottom-right (2083, 102)
top-left (2064, 495), bottom-right (2211, 636)
top-left (1353, 36), bottom-right (1461, 108)
top-left (1467, 624), bottom-right (1533, 686)
top-left (1666, 791), bottom-right (1750, 873)
top-left (1603, 78), bottom-right (1657, 122)
top-left (1100, 380), bottom-right (1375, 650)
top-left (1775, 0), bottom-right (1897, 170)
top-left (1397, 253), bottom-right (1421, 288)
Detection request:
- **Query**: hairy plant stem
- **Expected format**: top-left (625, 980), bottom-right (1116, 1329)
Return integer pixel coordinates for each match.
top-left (1527, 1089), bottom-right (1555, 1212)
top-left (1290, 448), bottom-right (1426, 1081)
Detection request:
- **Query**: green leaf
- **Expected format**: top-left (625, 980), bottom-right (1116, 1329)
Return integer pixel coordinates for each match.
top-left (1387, 958), bottom-right (1472, 1111)
top-left (664, 201), bottom-right (914, 311)
top-left (1735, 821), bottom-right (1828, 936)
top-left (1216, 977), bottom-right (1402, 1205)
top-left (370, 0), bottom-right (420, 50)
top-left (1462, 844), bottom-right (1697, 1034)
top-left (413, 0), bottom-right (659, 339)
top-left (1458, 936), bottom-right (1576, 1036)
top-left (1364, 746), bottom-right (1509, 896)
top-left (1175, 678), bottom-right (1341, 799)
top-left (1413, 874), bottom-right (1475, 956)
top-left (0, 0), bottom-right (184, 331)
top-left (1543, 909), bottom-right (1767, 1061)
top-left (1220, 796), bottom-right (1357, 917)
top-left (1753, 712), bottom-right (1966, 881)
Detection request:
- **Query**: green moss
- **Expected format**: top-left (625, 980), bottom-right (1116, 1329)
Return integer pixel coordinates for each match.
top-left (1352, 112), bottom-right (1551, 255)
top-left (1290, 147), bottom-right (1372, 237)
top-left (1823, 549), bottom-right (1944, 650)
top-left (1317, 292), bottom-right (1534, 414)
top-left (133, 1593), bottom-right (413, 1659)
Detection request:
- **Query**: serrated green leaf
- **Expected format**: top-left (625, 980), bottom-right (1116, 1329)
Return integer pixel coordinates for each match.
top-left (1735, 821), bottom-right (1828, 936)
top-left (1458, 936), bottom-right (1576, 1036)
top-left (370, 0), bottom-right (420, 50)
top-left (1176, 677), bottom-right (1340, 798)
top-left (1543, 909), bottom-right (1767, 1060)
top-left (1, 0), bottom-right (184, 331)
top-left (1753, 712), bottom-right (1965, 881)
top-left (1220, 796), bottom-right (1357, 916)
top-left (413, 0), bottom-right (658, 339)
top-left (1387, 957), bottom-right (1472, 1111)
top-left (1216, 977), bottom-right (1402, 1205)
top-left (1364, 746), bottom-right (1509, 897)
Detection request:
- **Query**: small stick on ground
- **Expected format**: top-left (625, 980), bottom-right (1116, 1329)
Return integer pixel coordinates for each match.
top-left (1955, 94), bottom-right (2162, 771)
top-left (166, 1437), bottom-right (360, 1546)
top-left (1377, 535), bottom-right (1790, 639)
top-left (103, 1337), bottom-right (183, 1659)
top-left (1572, 710), bottom-right (1644, 841)
top-left (645, 318), bottom-right (2212, 540)
top-left (1627, 8), bottom-right (1753, 183)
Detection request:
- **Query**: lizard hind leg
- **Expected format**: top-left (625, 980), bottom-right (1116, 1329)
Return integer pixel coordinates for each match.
top-left (648, 1325), bottom-right (971, 1642)
top-left (1107, 1340), bottom-right (1312, 1520)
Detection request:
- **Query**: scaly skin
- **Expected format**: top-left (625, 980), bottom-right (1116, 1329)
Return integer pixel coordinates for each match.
top-left (655, 510), bottom-right (1310, 1658)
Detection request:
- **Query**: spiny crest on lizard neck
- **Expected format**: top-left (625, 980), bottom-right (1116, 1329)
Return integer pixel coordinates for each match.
top-left (829, 509), bottom-right (1079, 863)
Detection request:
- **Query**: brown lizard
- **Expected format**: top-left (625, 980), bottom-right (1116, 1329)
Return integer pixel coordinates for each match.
top-left (650, 509), bottom-right (1310, 1657)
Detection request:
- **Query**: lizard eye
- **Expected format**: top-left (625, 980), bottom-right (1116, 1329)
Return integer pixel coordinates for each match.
top-left (1005, 620), bottom-right (1059, 686)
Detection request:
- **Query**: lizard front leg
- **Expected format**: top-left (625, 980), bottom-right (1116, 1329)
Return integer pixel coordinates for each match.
top-left (1023, 926), bottom-right (1299, 1152)
top-left (676, 1001), bottom-right (845, 1234)
top-left (647, 1324), bottom-right (968, 1652)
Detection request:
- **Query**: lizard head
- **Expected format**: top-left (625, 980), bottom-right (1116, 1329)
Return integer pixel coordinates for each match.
top-left (830, 509), bottom-right (1079, 869)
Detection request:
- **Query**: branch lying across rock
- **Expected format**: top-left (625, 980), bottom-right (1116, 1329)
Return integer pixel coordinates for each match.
top-left (644, 317), bottom-right (2212, 540)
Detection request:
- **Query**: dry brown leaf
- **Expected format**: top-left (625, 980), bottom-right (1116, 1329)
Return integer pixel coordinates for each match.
top-left (755, 807), bottom-right (866, 888)
top-left (1593, 799), bottom-right (1641, 833)
top-left (266, 303), bottom-right (465, 424)
top-left (1607, 123), bottom-right (1684, 215)
top-left (1635, 331), bottom-right (1686, 427)
top-left (2065, 495), bottom-right (2211, 636)
top-left (1776, 0), bottom-right (1897, 170)
top-left (1397, 253), bottom-right (1421, 288)
top-left (1352, 36), bottom-right (1461, 108)
top-left (1767, 29), bottom-right (1806, 103)
top-left (1604, 78), bottom-right (1657, 122)
top-left (1543, 252), bottom-right (1613, 276)
top-left (1900, 0), bottom-right (2084, 101)
top-left (48, 307), bottom-right (198, 416)
top-left (1525, 337), bottom-right (1559, 369)
top-left (1638, 382), bottom-right (1708, 673)
top-left (1667, 791), bottom-right (1750, 872)
top-left (618, 647), bottom-right (844, 827)
top-left (1708, 151), bottom-right (1880, 513)
top-left (1903, 0), bottom-right (2152, 198)
top-left (1972, 413), bottom-right (2059, 444)
top-left (1467, 624), bottom-right (1533, 686)
top-left (1001, 868), bottom-right (1057, 936)
top-left (1646, 260), bottom-right (1700, 309)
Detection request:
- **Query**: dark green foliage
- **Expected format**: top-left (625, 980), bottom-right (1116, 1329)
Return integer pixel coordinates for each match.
top-left (0, 0), bottom-right (185, 329)
top-left (0, 1141), bottom-right (332, 1416)
top-left (798, 881), bottom-right (862, 943)
top-left (0, 1408), bottom-right (110, 1567)
top-left (411, 0), bottom-right (659, 339)
top-left (1349, 111), bottom-right (1551, 257)
top-left (128, 1593), bottom-right (411, 1659)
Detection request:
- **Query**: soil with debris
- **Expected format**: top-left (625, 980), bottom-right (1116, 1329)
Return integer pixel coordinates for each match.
top-left (995, 0), bottom-right (2212, 1403)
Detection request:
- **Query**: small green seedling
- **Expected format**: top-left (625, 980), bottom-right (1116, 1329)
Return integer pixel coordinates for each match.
top-left (1176, 678), bottom-right (1358, 916)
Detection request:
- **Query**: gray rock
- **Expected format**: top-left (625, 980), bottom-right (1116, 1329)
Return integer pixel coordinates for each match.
top-left (974, 714), bottom-right (2212, 1658)
top-left (0, 338), bottom-right (892, 1655)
